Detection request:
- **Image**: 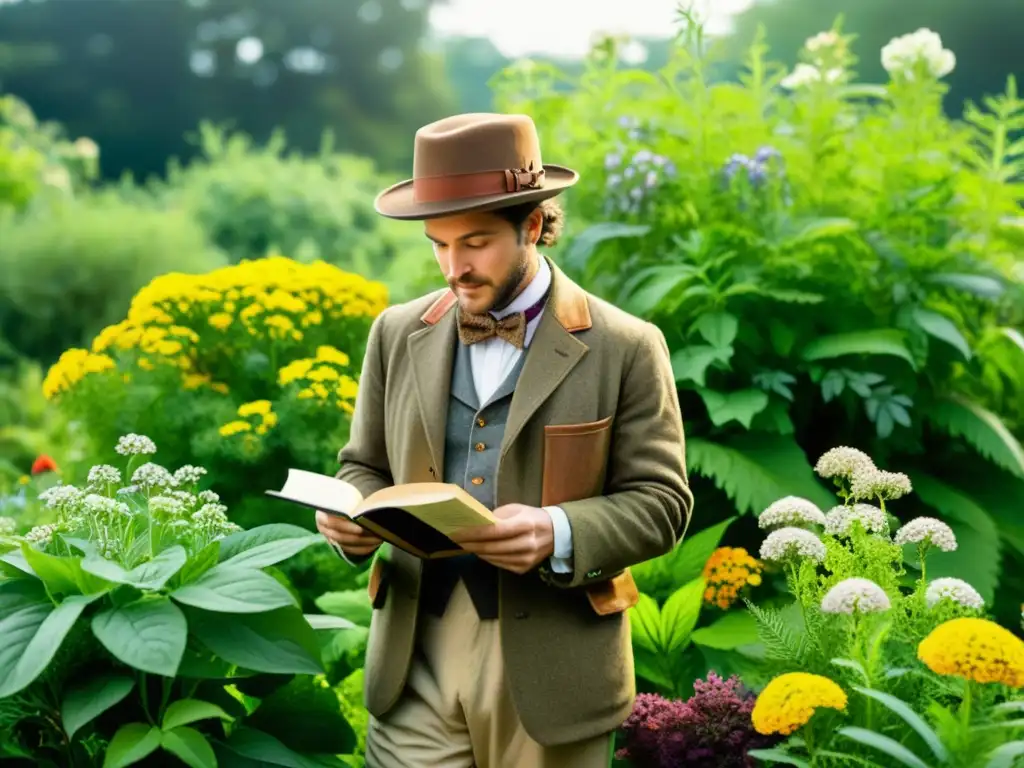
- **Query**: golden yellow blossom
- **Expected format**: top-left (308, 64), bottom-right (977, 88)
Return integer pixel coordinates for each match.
top-left (702, 546), bottom-right (764, 610)
top-left (316, 346), bottom-right (350, 366)
top-left (18, 475), bottom-right (30, 486)
top-left (918, 618), bottom-right (1024, 687)
top-left (208, 313), bottom-right (233, 330)
top-left (238, 400), bottom-right (272, 418)
top-left (42, 348), bottom-right (116, 400)
top-left (307, 366), bottom-right (340, 382)
top-left (752, 673), bottom-right (847, 735)
top-left (219, 420), bottom-right (252, 437)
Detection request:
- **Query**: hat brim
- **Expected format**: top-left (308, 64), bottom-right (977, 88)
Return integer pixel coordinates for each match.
top-left (373, 164), bottom-right (579, 220)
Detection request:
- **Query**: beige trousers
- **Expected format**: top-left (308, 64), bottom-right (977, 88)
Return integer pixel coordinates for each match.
top-left (364, 580), bottom-right (614, 768)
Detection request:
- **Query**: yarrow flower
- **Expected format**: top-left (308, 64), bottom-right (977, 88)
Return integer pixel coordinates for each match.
top-left (38, 484), bottom-right (84, 512)
top-left (115, 433), bottom-right (157, 456)
top-left (702, 547), bottom-right (763, 610)
top-left (759, 527), bottom-right (827, 564)
top-left (87, 464), bottom-right (122, 487)
top-left (925, 578), bottom-right (984, 611)
top-left (881, 28), bottom-right (955, 80)
top-left (894, 517), bottom-right (957, 552)
top-left (131, 463), bottom-right (177, 490)
top-left (83, 493), bottom-right (131, 518)
top-left (823, 503), bottom-right (889, 537)
top-left (814, 446), bottom-right (874, 480)
top-left (751, 673), bottom-right (847, 735)
top-left (918, 618), bottom-right (1024, 688)
top-left (24, 523), bottom-right (59, 546)
top-left (173, 465), bottom-right (207, 486)
top-left (0, 516), bottom-right (16, 535)
top-left (850, 468), bottom-right (912, 502)
top-left (759, 496), bottom-right (826, 530)
top-left (781, 63), bottom-right (843, 90)
top-left (821, 578), bottom-right (891, 615)
top-left (149, 495), bottom-right (187, 518)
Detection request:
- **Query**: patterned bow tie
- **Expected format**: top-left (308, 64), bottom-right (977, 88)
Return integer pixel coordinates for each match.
top-left (457, 291), bottom-right (548, 349)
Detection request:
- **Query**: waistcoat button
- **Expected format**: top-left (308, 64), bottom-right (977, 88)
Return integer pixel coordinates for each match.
top-left (471, 476), bottom-right (484, 485)
top-left (474, 442), bottom-right (486, 452)
top-left (477, 417), bottom-right (486, 427)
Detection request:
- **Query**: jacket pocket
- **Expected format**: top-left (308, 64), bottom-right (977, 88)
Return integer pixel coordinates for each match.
top-left (368, 558), bottom-right (389, 609)
top-left (541, 415), bottom-right (613, 507)
top-left (585, 570), bottom-right (640, 615)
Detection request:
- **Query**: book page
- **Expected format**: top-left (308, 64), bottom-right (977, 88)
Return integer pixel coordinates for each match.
top-left (407, 498), bottom-right (495, 534)
top-left (276, 469), bottom-right (363, 516)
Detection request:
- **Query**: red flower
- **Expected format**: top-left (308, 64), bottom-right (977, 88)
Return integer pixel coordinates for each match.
top-left (31, 454), bottom-right (59, 475)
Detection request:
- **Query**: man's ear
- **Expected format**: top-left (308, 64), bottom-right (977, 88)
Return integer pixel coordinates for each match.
top-left (526, 207), bottom-right (544, 245)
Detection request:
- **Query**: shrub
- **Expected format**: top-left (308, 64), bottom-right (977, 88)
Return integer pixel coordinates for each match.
top-left (0, 433), bottom-right (360, 766)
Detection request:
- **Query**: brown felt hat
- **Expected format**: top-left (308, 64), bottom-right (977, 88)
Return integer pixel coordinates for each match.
top-left (374, 112), bottom-right (579, 220)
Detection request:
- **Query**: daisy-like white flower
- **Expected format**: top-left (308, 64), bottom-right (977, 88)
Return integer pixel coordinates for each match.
top-left (131, 463), bottom-right (177, 491)
top-left (894, 517), bottom-right (957, 552)
top-left (850, 468), bottom-right (913, 502)
top-left (780, 63), bottom-right (843, 89)
top-left (824, 503), bottom-right (889, 537)
top-left (881, 28), bottom-right (956, 80)
top-left (759, 527), bottom-right (827, 564)
top-left (173, 465), bottom-right (207, 486)
top-left (926, 578), bottom-right (984, 610)
top-left (115, 433), bottom-right (157, 456)
top-left (814, 446), bottom-right (874, 480)
top-left (87, 464), bottom-right (122, 487)
top-left (821, 578), bottom-right (891, 615)
top-left (759, 496), bottom-right (827, 530)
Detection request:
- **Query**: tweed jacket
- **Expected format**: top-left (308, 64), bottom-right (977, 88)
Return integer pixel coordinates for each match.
top-left (335, 258), bottom-right (693, 746)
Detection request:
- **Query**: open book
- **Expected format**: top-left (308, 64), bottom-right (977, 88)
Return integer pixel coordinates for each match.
top-left (266, 469), bottom-right (497, 559)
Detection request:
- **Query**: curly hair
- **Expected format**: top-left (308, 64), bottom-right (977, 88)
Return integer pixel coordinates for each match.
top-left (492, 197), bottom-right (565, 247)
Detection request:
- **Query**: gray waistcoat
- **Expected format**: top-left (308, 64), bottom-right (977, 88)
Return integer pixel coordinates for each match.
top-left (420, 338), bottom-right (528, 619)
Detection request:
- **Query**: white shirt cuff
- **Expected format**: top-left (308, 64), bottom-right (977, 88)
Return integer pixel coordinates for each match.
top-left (543, 505), bottom-right (573, 573)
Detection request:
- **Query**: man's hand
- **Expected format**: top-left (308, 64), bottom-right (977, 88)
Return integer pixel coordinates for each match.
top-left (449, 504), bottom-right (554, 574)
top-left (316, 511), bottom-right (382, 557)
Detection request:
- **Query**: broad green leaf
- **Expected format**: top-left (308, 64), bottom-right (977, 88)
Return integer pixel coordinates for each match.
top-left (0, 586), bottom-right (99, 697)
top-left (691, 610), bottom-right (760, 650)
top-left (162, 698), bottom-right (234, 731)
top-left (621, 265), bottom-right (698, 317)
top-left (671, 344), bottom-right (733, 387)
top-left (751, 400), bottom-right (795, 434)
top-left (0, 548), bottom-right (37, 577)
top-left (220, 535), bottom-right (321, 570)
top-left (62, 673), bottom-right (135, 739)
top-left (660, 577), bottom-right (704, 653)
top-left (628, 594), bottom-right (661, 653)
top-left (925, 396), bottom-right (1024, 479)
top-left (782, 216), bottom-right (858, 247)
top-left (82, 546), bottom-right (187, 591)
top-left (831, 658), bottom-right (869, 683)
top-left (746, 748), bottom-right (811, 767)
top-left (1001, 327), bottom-right (1024, 355)
top-left (217, 725), bottom-right (336, 768)
top-left (91, 597), bottom-right (187, 677)
top-left (21, 545), bottom-right (83, 595)
top-left (801, 329), bottom-right (917, 370)
top-left (663, 516), bottom-right (735, 586)
top-left (632, 646), bottom-right (674, 691)
top-left (911, 308), bottom-right (971, 359)
top-left (177, 541), bottom-right (221, 586)
top-left (186, 606), bottom-right (324, 675)
top-left (171, 565), bottom-right (296, 613)
top-left (985, 740), bottom-right (1024, 768)
top-left (697, 388), bottom-right (769, 428)
top-left (305, 614), bottom-right (358, 631)
top-left (694, 312), bottom-right (739, 349)
top-left (925, 272), bottom-right (1005, 299)
top-left (216, 524), bottom-right (316, 564)
top-left (837, 726), bottom-right (930, 768)
top-left (852, 687), bottom-right (947, 763)
top-left (687, 434), bottom-right (834, 515)
top-left (562, 222), bottom-right (650, 272)
top-left (312, 589), bottom-right (372, 627)
top-left (102, 723), bottom-right (162, 768)
top-left (909, 472), bottom-right (1002, 603)
top-left (244, 675), bottom-right (357, 755)
top-left (161, 727), bottom-right (217, 768)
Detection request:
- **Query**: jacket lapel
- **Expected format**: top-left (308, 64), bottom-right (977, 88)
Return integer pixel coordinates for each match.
top-left (407, 294), bottom-right (458, 477)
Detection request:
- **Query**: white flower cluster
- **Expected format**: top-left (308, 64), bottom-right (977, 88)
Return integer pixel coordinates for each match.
top-left (805, 31), bottom-right (841, 53)
top-left (38, 484), bottom-right (84, 511)
top-left (925, 578), bottom-right (983, 610)
top-left (24, 523), bottom-right (58, 546)
top-left (781, 63), bottom-right (842, 90)
top-left (87, 464), bottom-right (122, 487)
top-left (115, 433), bottom-right (157, 456)
top-left (173, 465), bottom-right (207, 486)
top-left (894, 517), bottom-right (957, 551)
top-left (850, 469), bottom-right (912, 502)
top-left (150, 495), bottom-right (187, 518)
top-left (821, 577), bottom-right (891, 615)
top-left (759, 496), bottom-right (826, 530)
top-left (0, 516), bottom-right (16, 535)
top-left (824, 503), bottom-right (889, 537)
top-left (881, 28), bottom-right (955, 80)
top-left (131, 463), bottom-right (177, 491)
top-left (814, 446), bottom-right (874, 480)
top-left (83, 493), bottom-right (131, 519)
top-left (759, 527), bottom-right (827, 564)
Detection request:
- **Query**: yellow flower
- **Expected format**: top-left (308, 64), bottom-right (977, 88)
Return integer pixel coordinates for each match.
top-left (918, 618), bottom-right (1024, 687)
top-left (298, 388), bottom-right (316, 399)
top-left (208, 313), bottom-right (233, 330)
top-left (211, 382), bottom-right (229, 394)
top-left (219, 420), bottom-right (252, 437)
top-left (301, 310), bottom-right (323, 327)
top-left (155, 339), bottom-right (183, 356)
top-left (183, 373), bottom-right (211, 390)
top-left (279, 358), bottom-right (314, 386)
top-left (262, 412), bottom-right (278, 428)
top-left (18, 475), bottom-right (30, 486)
top-left (701, 546), bottom-right (764, 610)
top-left (752, 673), bottom-right (847, 735)
top-left (316, 346), bottom-right (350, 367)
top-left (42, 348), bottom-right (116, 400)
top-left (307, 366), bottom-right (339, 382)
top-left (336, 376), bottom-right (359, 401)
top-left (238, 400), bottom-right (272, 418)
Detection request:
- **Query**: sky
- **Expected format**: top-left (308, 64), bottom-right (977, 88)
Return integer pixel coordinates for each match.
top-left (428, 0), bottom-right (755, 59)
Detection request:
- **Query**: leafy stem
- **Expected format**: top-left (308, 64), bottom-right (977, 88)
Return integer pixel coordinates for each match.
top-left (138, 672), bottom-right (153, 725)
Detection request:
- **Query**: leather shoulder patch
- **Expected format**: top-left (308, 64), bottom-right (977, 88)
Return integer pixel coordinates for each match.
top-left (420, 291), bottom-right (458, 325)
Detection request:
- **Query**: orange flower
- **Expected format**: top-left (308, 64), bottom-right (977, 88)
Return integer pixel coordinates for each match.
top-left (30, 454), bottom-right (59, 475)
top-left (702, 546), bottom-right (764, 610)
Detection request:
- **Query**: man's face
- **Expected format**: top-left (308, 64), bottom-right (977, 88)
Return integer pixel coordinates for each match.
top-left (425, 210), bottom-right (539, 314)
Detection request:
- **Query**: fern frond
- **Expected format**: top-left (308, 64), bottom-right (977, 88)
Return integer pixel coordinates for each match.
top-left (744, 599), bottom-right (806, 666)
top-left (924, 395), bottom-right (1024, 479)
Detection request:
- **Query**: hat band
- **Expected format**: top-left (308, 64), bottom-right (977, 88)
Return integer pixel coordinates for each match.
top-left (412, 166), bottom-right (546, 203)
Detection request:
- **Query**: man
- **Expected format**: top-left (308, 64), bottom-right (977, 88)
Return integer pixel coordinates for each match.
top-left (316, 112), bottom-right (692, 768)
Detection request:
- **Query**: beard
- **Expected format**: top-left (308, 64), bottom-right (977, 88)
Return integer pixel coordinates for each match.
top-left (449, 247), bottom-right (530, 313)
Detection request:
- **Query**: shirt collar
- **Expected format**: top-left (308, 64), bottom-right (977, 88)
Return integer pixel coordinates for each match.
top-left (491, 255), bottom-right (551, 320)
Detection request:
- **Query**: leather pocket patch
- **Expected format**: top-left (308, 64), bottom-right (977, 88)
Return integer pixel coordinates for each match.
top-left (541, 415), bottom-right (613, 507)
top-left (585, 570), bottom-right (640, 615)
top-left (368, 558), bottom-right (387, 608)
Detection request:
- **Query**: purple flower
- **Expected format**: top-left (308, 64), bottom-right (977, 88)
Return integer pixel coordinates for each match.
top-left (605, 152), bottom-right (622, 170)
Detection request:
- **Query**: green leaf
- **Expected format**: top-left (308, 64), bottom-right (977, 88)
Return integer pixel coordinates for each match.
top-left (187, 606), bottom-right (325, 675)
top-left (220, 535), bottom-right (322, 570)
top-left (244, 675), bottom-right (357, 755)
top-left (91, 597), bottom-right (187, 677)
top-left (312, 589), bottom-right (372, 628)
top-left (162, 698), bottom-right (235, 731)
top-left (782, 216), bottom-right (858, 247)
top-left (628, 594), bottom-right (661, 653)
top-left (837, 726), bottom-right (930, 768)
top-left (697, 388), bottom-right (769, 428)
top-left (751, 400), bottom-right (795, 434)
top-left (851, 687), bottom-right (947, 763)
top-left (687, 434), bottom-right (834, 515)
top-left (177, 541), bottom-right (221, 585)
top-left (694, 312), bottom-right (739, 348)
top-left (660, 577), bottom-right (704, 653)
top-left (102, 723), bottom-right (162, 768)
top-left (161, 727), bottom-right (217, 768)
top-left (82, 546), bottom-right (188, 591)
top-left (985, 740), bottom-right (1024, 768)
top-left (671, 344), bottom-right (733, 387)
top-left (21, 545), bottom-right (85, 595)
top-left (911, 308), bottom-right (971, 359)
top-left (801, 329), bottom-right (917, 370)
top-left (662, 516), bottom-right (735, 586)
top-left (0, 549), bottom-right (35, 577)
top-left (909, 472), bottom-right (1002, 603)
top-left (746, 748), bottom-right (811, 767)
top-left (216, 524), bottom-right (317, 564)
top-left (762, 289), bottom-right (825, 304)
top-left (172, 565), bottom-right (297, 613)
top-left (0, 583), bottom-right (99, 697)
top-left (62, 673), bottom-right (135, 739)
top-left (691, 610), bottom-right (760, 650)
top-left (562, 222), bottom-right (650, 272)
top-left (216, 726), bottom-right (336, 768)
top-left (925, 396), bottom-right (1024, 479)
top-left (831, 658), bottom-right (870, 684)
top-left (621, 265), bottom-right (698, 317)
top-left (305, 614), bottom-right (357, 631)
top-left (925, 272), bottom-right (1005, 299)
